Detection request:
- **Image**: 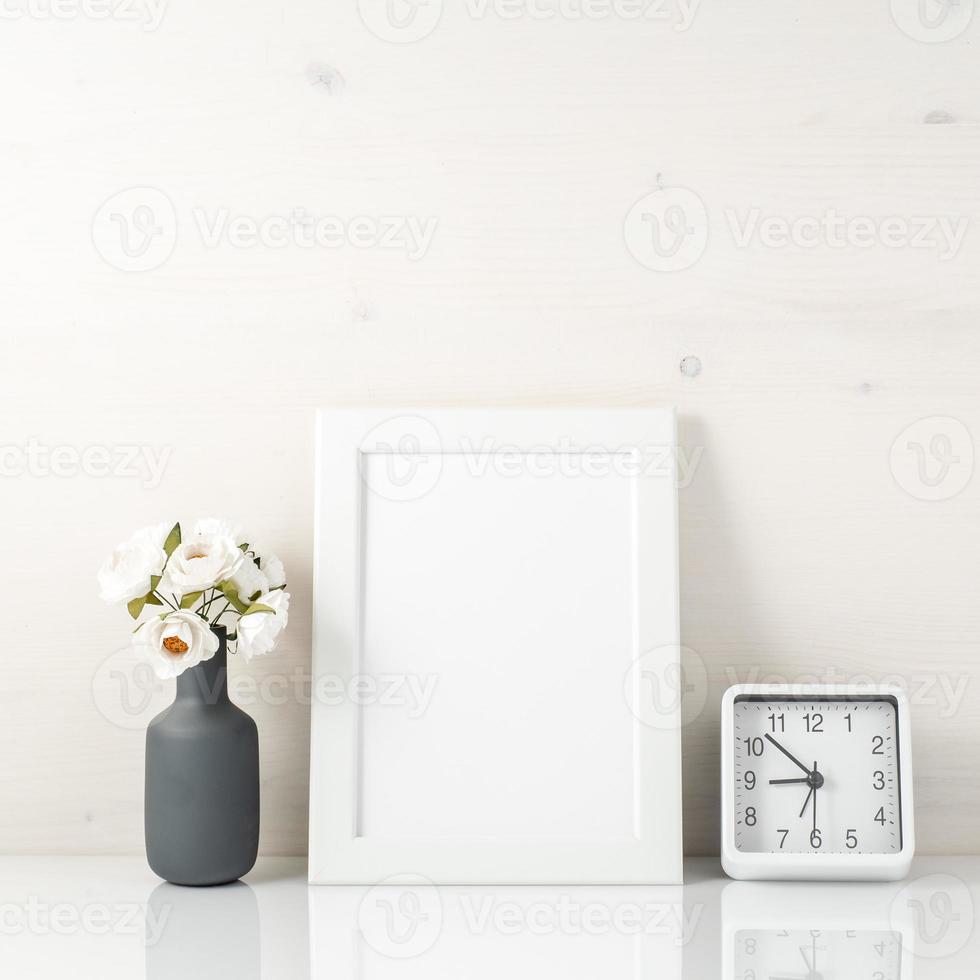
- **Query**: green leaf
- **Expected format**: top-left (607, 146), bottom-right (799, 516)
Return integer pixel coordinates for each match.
top-left (243, 602), bottom-right (275, 616)
top-left (179, 591), bottom-right (203, 609)
top-left (127, 595), bottom-right (146, 620)
top-left (248, 590), bottom-right (262, 603)
top-left (217, 580), bottom-right (248, 614)
top-left (238, 542), bottom-right (250, 552)
top-left (163, 523), bottom-right (182, 558)
top-left (144, 593), bottom-right (163, 607)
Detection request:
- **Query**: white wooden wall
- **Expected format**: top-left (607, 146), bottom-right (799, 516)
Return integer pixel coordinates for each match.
top-left (1, 0), bottom-right (978, 856)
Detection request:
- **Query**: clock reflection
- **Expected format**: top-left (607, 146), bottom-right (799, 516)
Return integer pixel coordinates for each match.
top-left (733, 928), bottom-right (904, 979)
top-left (722, 880), bottom-right (913, 980)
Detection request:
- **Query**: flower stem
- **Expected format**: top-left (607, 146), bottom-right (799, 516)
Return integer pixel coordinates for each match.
top-left (153, 590), bottom-right (178, 611)
top-left (210, 600), bottom-right (233, 625)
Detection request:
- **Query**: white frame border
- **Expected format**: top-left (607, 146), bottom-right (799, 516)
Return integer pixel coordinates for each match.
top-left (309, 407), bottom-right (683, 884)
top-left (720, 683), bottom-right (915, 881)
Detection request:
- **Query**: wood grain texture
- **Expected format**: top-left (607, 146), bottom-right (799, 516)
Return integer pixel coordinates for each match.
top-left (0, 0), bottom-right (977, 856)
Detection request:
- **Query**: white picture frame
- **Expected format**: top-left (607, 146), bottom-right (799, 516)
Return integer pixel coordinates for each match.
top-left (309, 407), bottom-right (682, 884)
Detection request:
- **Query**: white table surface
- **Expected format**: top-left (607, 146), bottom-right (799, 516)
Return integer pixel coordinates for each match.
top-left (1, 856), bottom-right (976, 978)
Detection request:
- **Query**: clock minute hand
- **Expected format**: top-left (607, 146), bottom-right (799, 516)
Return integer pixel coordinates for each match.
top-left (764, 734), bottom-right (812, 776)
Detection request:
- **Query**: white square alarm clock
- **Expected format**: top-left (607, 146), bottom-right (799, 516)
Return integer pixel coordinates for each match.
top-left (721, 684), bottom-right (915, 881)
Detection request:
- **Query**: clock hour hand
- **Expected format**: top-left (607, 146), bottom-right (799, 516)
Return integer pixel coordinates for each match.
top-left (764, 734), bottom-right (812, 776)
top-left (798, 785), bottom-right (814, 819)
top-left (769, 777), bottom-right (810, 784)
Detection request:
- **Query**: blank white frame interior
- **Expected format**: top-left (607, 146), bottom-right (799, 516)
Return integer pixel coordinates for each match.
top-left (310, 408), bottom-right (682, 884)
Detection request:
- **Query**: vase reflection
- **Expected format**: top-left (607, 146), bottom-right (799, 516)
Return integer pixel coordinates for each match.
top-left (146, 879), bottom-right (260, 980)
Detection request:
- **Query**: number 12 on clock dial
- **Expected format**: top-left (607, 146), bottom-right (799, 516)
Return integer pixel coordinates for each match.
top-left (721, 685), bottom-right (915, 881)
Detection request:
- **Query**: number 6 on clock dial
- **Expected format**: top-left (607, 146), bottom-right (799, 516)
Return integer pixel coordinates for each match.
top-left (721, 684), bottom-right (915, 881)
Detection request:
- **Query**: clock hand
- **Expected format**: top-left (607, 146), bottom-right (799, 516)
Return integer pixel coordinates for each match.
top-left (798, 786), bottom-right (814, 819)
top-left (764, 734), bottom-right (811, 776)
top-left (812, 761), bottom-right (818, 834)
top-left (770, 777), bottom-right (810, 784)
top-left (799, 943), bottom-right (813, 972)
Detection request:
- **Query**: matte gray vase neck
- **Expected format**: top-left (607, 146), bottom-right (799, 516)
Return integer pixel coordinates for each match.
top-left (174, 627), bottom-right (230, 705)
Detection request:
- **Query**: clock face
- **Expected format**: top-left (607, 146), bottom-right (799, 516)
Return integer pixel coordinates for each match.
top-left (733, 696), bottom-right (902, 855)
top-left (733, 928), bottom-right (903, 980)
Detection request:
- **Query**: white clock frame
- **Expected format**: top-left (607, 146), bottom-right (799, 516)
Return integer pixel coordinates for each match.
top-left (721, 683), bottom-right (915, 882)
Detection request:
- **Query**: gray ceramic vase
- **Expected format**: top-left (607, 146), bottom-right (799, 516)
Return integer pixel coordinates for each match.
top-left (145, 626), bottom-right (259, 886)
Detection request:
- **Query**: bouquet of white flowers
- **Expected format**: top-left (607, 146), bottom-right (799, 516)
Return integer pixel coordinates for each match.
top-left (99, 518), bottom-right (289, 679)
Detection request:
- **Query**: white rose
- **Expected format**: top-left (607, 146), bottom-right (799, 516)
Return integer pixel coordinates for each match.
top-left (98, 523), bottom-right (169, 604)
top-left (192, 517), bottom-right (243, 542)
top-left (236, 590), bottom-right (290, 662)
top-left (261, 553), bottom-right (286, 589)
top-left (230, 556), bottom-right (269, 605)
top-left (166, 534), bottom-right (245, 594)
top-left (133, 611), bottom-right (219, 679)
